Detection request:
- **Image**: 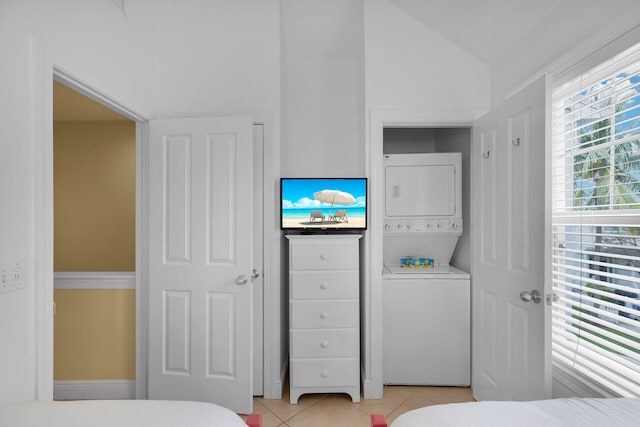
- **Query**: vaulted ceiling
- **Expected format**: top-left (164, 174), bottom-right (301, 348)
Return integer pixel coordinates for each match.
top-left (54, 0), bottom-right (640, 120)
top-left (388, 0), bottom-right (640, 67)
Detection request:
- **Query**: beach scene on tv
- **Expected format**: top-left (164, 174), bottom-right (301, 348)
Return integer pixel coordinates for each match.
top-left (282, 178), bottom-right (367, 229)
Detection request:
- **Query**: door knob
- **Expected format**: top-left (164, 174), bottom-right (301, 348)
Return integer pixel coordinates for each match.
top-left (520, 289), bottom-right (542, 303)
top-left (235, 274), bottom-right (248, 286)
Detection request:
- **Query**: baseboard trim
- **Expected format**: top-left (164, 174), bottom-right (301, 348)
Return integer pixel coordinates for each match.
top-left (362, 370), bottom-right (383, 400)
top-left (53, 380), bottom-right (136, 400)
top-left (266, 358), bottom-right (287, 399)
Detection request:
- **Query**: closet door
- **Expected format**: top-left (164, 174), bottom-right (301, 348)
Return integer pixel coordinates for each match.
top-left (471, 77), bottom-right (550, 401)
top-left (147, 116), bottom-right (254, 414)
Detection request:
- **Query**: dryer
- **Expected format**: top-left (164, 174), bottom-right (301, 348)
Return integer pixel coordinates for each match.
top-left (384, 152), bottom-right (462, 235)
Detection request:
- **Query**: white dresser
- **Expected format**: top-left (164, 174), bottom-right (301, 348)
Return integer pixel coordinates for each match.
top-left (286, 234), bottom-right (362, 404)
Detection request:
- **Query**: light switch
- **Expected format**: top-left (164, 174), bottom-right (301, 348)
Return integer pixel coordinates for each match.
top-left (0, 264), bottom-right (11, 293)
top-left (11, 262), bottom-right (23, 286)
top-left (0, 261), bottom-right (24, 293)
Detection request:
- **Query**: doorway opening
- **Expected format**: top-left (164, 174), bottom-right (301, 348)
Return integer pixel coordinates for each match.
top-left (52, 78), bottom-right (139, 400)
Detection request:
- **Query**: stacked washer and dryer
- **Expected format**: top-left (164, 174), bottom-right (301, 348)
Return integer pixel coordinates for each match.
top-left (382, 152), bottom-right (471, 386)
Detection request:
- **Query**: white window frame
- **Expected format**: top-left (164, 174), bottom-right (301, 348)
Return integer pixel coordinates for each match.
top-left (551, 41), bottom-right (640, 397)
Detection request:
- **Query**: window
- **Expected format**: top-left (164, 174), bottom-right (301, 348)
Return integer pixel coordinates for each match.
top-left (552, 42), bottom-right (640, 396)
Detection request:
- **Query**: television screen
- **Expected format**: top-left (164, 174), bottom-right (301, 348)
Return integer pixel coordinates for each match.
top-left (281, 178), bottom-right (367, 231)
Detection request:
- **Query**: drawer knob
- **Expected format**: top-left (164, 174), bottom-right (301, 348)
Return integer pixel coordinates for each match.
top-left (321, 370), bottom-right (329, 378)
top-left (319, 254), bottom-right (327, 260)
top-left (320, 283), bottom-right (328, 290)
top-left (320, 312), bottom-right (328, 319)
top-left (320, 341), bottom-right (329, 348)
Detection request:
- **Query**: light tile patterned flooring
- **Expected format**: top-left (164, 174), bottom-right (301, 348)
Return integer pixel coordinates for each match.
top-left (241, 383), bottom-right (475, 427)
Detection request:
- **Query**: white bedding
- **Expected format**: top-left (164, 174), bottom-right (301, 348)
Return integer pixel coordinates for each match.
top-left (0, 400), bottom-right (248, 427)
top-left (391, 397), bottom-right (640, 427)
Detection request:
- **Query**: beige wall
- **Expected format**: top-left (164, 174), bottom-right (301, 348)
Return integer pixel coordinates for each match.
top-left (54, 121), bottom-right (136, 272)
top-left (53, 120), bottom-right (136, 382)
top-left (54, 289), bottom-right (135, 380)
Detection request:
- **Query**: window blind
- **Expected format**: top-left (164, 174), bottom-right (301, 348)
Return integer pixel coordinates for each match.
top-left (552, 41), bottom-right (640, 397)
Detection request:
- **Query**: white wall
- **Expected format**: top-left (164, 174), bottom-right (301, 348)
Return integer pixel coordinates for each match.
top-left (364, 0), bottom-right (490, 112)
top-left (0, 3), bottom-right (33, 402)
top-left (280, 0), bottom-right (365, 177)
top-left (151, 0), bottom-right (280, 118)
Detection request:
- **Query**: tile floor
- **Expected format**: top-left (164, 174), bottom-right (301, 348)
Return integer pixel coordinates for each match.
top-left (240, 384), bottom-right (475, 427)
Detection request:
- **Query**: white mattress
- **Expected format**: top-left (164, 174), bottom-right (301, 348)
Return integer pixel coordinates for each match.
top-left (391, 398), bottom-right (640, 427)
top-left (0, 400), bottom-right (248, 427)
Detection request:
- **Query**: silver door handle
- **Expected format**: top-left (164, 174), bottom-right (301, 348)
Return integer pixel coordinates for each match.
top-left (520, 289), bottom-right (542, 304)
top-left (235, 274), bottom-right (248, 286)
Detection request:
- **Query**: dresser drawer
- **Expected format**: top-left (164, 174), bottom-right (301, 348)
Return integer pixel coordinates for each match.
top-left (291, 329), bottom-right (358, 358)
top-left (290, 358), bottom-right (359, 388)
top-left (290, 300), bottom-right (358, 329)
top-left (290, 240), bottom-right (358, 270)
top-left (290, 271), bottom-right (358, 300)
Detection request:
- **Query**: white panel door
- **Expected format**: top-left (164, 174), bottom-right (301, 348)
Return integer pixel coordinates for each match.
top-left (148, 116), bottom-right (253, 414)
top-left (471, 77), bottom-right (549, 401)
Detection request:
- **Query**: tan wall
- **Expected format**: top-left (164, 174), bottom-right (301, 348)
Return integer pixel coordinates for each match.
top-left (54, 121), bottom-right (136, 272)
top-left (54, 289), bottom-right (135, 380)
top-left (53, 120), bottom-right (136, 381)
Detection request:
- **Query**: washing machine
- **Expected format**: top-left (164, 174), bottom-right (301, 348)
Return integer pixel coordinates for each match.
top-left (382, 264), bottom-right (470, 386)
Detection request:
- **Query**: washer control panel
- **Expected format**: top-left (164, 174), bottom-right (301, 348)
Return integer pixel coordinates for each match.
top-left (384, 218), bottom-right (463, 234)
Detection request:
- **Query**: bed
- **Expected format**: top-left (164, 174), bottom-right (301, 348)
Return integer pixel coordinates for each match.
top-left (0, 400), bottom-right (262, 427)
top-left (371, 397), bottom-right (640, 427)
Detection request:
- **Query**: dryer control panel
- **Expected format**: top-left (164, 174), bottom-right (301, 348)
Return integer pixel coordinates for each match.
top-left (384, 218), bottom-right (463, 234)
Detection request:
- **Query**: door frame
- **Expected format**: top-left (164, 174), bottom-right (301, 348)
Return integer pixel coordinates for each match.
top-left (366, 108), bottom-right (485, 399)
top-left (32, 49), bottom-right (277, 399)
top-left (31, 37), bottom-right (149, 399)
top-left (35, 62), bottom-right (148, 399)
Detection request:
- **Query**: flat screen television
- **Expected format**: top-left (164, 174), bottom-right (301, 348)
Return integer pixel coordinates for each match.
top-left (281, 178), bottom-right (367, 231)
